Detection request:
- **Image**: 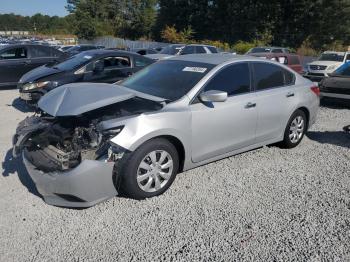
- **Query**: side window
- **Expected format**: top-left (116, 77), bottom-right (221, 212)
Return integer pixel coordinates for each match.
top-left (31, 46), bottom-right (50, 58)
top-left (204, 63), bottom-right (250, 96)
top-left (181, 46), bottom-right (195, 55)
top-left (196, 46), bottom-right (207, 54)
top-left (135, 56), bottom-right (151, 67)
top-left (253, 63), bottom-right (285, 90)
top-left (346, 54), bottom-right (350, 61)
top-left (0, 47), bottom-right (27, 59)
top-left (284, 69), bottom-right (295, 85)
top-left (207, 46), bottom-right (218, 53)
top-left (102, 56), bottom-right (131, 69)
top-left (272, 49), bottom-right (283, 53)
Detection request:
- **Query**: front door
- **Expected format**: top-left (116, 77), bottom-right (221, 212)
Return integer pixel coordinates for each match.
top-left (190, 63), bottom-right (258, 163)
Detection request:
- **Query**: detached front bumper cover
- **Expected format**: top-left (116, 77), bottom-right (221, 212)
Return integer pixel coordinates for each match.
top-left (23, 152), bottom-right (118, 208)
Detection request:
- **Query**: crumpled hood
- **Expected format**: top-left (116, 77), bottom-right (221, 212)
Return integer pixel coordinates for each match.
top-left (38, 83), bottom-right (164, 117)
top-left (19, 65), bottom-right (62, 84)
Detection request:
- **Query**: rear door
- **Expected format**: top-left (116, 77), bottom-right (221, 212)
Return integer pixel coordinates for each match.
top-left (29, 46), bottom-right (60, 70)
top-left (0, 46), bottom-right (29, 85)
top-left (252, 62), bottom-right (297, 143)
top-left (190, 62), bottom-right (258, 163)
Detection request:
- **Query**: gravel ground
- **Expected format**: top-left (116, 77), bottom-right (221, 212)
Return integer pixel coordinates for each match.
top-left (1, 89), bottom-right (350, 261)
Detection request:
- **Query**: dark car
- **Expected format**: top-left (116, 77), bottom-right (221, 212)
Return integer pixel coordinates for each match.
top-left (18, 49), bottom-right (154, 103)
top-left (249, 52), bottom-right (303, 74)
top-left (319, 62), bottom-right (350, 100)
top-left (64, 44), bottom-right (105, 56)
top-left (0, 44), bottom-right (67, 87)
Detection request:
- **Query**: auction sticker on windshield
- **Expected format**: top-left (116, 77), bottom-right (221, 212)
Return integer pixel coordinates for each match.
top-left (183, 67), bottom-right (207, 73)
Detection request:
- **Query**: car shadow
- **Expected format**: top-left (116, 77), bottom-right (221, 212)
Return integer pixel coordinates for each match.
top-left (2, 149), bottom-right (41, 198)
top-left (306, 130), bottom-right (350, 149)
top-left (10, 98), bottom-right (36, 113)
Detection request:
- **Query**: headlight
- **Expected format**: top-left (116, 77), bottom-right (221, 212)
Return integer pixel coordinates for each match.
top-left (102, 126), bottom-right (124, 138)
top-left (327, 65), bottom-right (338, 71)
top-left (22, 81), bottom-right (50, 91)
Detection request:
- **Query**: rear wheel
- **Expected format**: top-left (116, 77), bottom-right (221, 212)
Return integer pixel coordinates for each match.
top-left (281, 110), bottom-right (307, 148)
top-left (119, 138), bottom-right (179, 199)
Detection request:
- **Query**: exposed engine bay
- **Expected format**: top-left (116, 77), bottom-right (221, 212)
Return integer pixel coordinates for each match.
top-left (14, 97), bottom-right (162, 172)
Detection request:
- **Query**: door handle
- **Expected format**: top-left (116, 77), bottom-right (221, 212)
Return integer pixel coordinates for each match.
top-left (126, 72), bottom-right (133, 77)
top-left (286, 92), bottom-right (295, 98)
top-left (245, 102), bottom-right (256, 109)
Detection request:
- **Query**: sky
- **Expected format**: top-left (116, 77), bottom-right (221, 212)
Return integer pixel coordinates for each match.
top-left (0, 0), bottom-right (68, 17)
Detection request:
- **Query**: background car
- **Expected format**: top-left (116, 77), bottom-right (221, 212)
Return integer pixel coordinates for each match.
top-left (145, 44), bottom-right (185, 60)
top-left (249, 52), bottom-right (303, 74)
top-left (15, 54), bottom-right (319, 207)
top-left (305, 51), bottom-right (350, 82)
top-left (130, 48), bottom-right (159, 55)
top-left (0, 44), bottom-right (67, 88)
top-left (246, 46), bottom-right (291, 54)
top-left (64, 44), bottom-right (105, 56)
top-left (319, 61), bottom-right (350, 100)
top-left (18, 49), bottom-right (153, 103)
top-left (145, 44), bottom-right (218, 60)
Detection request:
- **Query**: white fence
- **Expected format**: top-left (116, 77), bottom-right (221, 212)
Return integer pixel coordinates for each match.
top-left (80, 36), bottom-right (168, 49)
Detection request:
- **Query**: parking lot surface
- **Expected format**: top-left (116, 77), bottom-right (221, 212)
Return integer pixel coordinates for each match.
top-left (1, 89), bottom-right (350, 261)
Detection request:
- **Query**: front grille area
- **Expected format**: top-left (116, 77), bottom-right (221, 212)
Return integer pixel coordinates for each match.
top-left (310, 65), bottom-right (327, 70)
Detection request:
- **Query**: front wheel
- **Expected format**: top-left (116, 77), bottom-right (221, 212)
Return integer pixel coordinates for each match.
top-left (119, 138), bottom-right (179, 200)
top-left (281, 110), bottom-right (307, 148)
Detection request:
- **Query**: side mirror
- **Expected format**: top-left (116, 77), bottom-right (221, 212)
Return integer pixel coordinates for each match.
top-left (93, 61), bottom-right (105, 73)
top-left (199, 90), bottom-right (228, 103)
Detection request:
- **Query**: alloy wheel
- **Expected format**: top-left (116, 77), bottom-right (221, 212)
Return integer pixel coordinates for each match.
top-left (289, 116), bottom-right (305, 144)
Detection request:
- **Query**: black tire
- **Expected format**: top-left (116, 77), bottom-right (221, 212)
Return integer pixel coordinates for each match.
top-left (118, 138), bottom-right (179, 200)
top-left (281, 109), bottom-right (307, 149)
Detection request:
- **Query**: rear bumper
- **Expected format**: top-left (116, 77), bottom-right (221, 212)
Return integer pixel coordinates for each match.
top-left (23, 152), bottom-right (118, 208)
top-left (320, 92), bottom-right (350, 100)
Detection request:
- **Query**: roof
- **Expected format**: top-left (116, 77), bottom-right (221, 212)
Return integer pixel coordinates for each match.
top-left (323, 51), bottom-right (346, 55)
top-left (168, 53), bottom-right (262, 65)
top-left (77, 49), bottom-right (141, 57)
top-left (186, 44), bottom-right (216, 48)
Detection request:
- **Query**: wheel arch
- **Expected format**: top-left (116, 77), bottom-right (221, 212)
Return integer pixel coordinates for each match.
top-left (149, 135), bottom-right (186, 173)
top-left (296, 106), bottom-right (310, 129)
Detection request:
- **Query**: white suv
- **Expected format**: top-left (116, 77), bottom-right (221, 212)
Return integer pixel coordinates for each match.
top-left (305, 51), bottom-right (350, 81)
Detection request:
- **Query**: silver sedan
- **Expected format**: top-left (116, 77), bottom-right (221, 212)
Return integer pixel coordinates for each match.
top-left (15, 54), bottom-right (319, 207)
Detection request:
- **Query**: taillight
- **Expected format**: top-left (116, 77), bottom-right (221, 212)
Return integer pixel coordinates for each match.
top-left (311, 86), bottom-right (320, 96)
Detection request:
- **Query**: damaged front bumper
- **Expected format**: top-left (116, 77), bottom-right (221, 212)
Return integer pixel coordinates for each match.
top-left (23, 151), bottom-right (118, 208)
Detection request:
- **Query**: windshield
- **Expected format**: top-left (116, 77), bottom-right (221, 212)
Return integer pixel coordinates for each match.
top-left (121, 60), bottom-right (215, 101)
top-left (334, 62), bottom-right (350, 76)
top-left (249, 47), bottom-right (271, 53)
top-left (159, 45), bottom-right (184, 55)
top-left (50, 53), bottom-right (93, 71)
top-left (319, 53), bottom-right (344, 62)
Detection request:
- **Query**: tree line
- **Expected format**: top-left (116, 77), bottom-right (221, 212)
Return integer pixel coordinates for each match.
top-left (1, 0), bottom-right (350, 52)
